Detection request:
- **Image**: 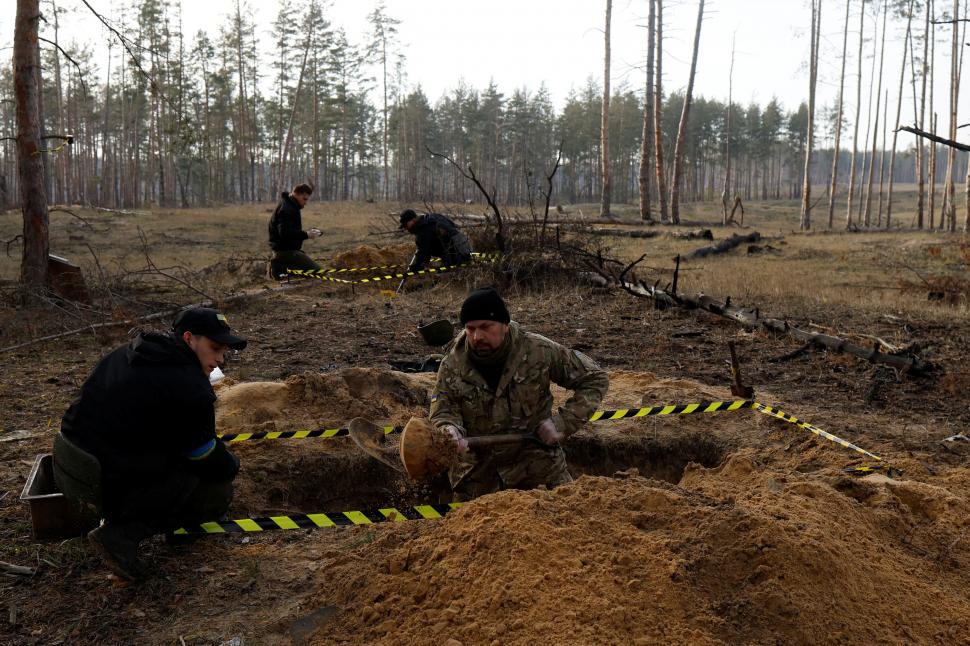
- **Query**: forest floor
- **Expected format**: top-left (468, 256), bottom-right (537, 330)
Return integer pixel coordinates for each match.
top-left (0, 193), bottom-right (968, 644)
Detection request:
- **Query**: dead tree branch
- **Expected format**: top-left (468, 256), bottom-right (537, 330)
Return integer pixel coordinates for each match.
top-left (618, 279), bottom-right (930, 374)
top-left (137, 228), bottom-right (213, 301)
top-left (895, 125), bottom-right (970, 152)
top-left (539, 142), bottom-right (564, 245)
top-left (49, 206), bottom-right (95, 229)
top-left (427, 146), bottom-right (506, 252)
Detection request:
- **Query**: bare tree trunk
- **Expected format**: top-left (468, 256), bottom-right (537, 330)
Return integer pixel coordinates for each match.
top-left (722, 34), bottom-right (735, 225)
top-left (915, 0), bottom-right (931, 227)
top-left (14, 0), bottom-right (49, 303)
top-left (845, 1), bottom-right (865, 227)
top-left (654, 0), bottom-right (668, 222)
top-left (857, 0), bottom-right (879, 224)
top-left (877, 88), bottom-right (888, 224)
top-left (800, 0), bottom-right (821, 230)
top-left (930, 112), bottom-right (937, 228)
top-left (944, 0), bottom-right (960, 231)
top-left (600, 0), bottom-right (613, 217)
top-left (638, 0), bottom-right (656, 221)
top-left (278, 43), bottom-right (310, 194)
top-left (670, 0), bottom-right (705, 225)
top-left (886, 0), bottom-right (914, 229)
top-left (863, 0), bottom-right (886, 227)
top-left (828, 0), bottom-right (852, 228)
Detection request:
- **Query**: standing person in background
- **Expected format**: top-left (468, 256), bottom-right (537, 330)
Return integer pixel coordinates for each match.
top-left (269, 183), bottom-right (322, 277)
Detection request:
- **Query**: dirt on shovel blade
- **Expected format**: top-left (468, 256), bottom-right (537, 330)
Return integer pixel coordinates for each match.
top-left (400, 417), bottom-right (456, 480)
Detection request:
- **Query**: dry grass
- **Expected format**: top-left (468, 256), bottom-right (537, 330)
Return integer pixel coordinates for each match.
top-left (0, 191), bottom-right (967, 323)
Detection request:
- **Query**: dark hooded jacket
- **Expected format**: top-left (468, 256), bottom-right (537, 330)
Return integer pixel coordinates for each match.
top-left (61, 332), bottom-right (239, 486)
top-left (410, 213), bottom-right (472, 270)
top-left (268, 192), bottom-right (308, 252)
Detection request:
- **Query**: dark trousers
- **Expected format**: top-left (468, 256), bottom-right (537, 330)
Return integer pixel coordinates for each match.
top-left (104, 471), bottom-right (233, 540)
top-left (272, 249), bottom-right (321, 272)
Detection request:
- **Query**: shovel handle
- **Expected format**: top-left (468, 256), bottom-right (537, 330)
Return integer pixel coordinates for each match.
top-left (465, 433), bottom-right (545, 448)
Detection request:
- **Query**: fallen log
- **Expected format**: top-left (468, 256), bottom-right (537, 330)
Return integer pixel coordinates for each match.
top-left (587, 228), bottom-right (661, 239)
top-left (619, 279), bottom-right (930, 374)
top-left (669, 228), bottom-right (714, 240)
top-left (683, 231), bottom-right (761, 260)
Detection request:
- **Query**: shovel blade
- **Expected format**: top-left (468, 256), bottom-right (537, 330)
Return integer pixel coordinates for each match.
top-left (399, 418), bottom-right (455, 481)
top-left (348, 417), bottom-right (405, 473)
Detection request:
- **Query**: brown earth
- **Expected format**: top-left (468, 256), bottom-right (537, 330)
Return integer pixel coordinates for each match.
top-left (329, 244), bottom-right (411, 270)
top-left (1, 203), bottom-right (969, 644)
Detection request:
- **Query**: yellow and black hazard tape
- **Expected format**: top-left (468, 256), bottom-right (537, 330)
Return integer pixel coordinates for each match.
top-left (217, 398), bottom-right (894, 474)
top-left (173, 503), bottom-right (462, 535)
top-left (288, 253), bottom-right (498, 284)
top-left (306, 252), bottom-right (499, 275)
top-left (589, 399), bottom-right (754, 420)
top-left (219, 425), bottom-right (398, 443)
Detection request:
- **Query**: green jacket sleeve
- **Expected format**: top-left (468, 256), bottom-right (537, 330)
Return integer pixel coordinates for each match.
top-left (546, 343), bottom-right (609, 437)
top-left (429, 360), bottom-right (466, 436)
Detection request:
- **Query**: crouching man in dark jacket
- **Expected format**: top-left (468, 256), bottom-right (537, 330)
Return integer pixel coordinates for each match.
top-left (57, 307), bottom-right (246, 580)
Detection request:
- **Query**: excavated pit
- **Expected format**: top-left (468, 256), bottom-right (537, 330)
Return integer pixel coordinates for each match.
top-left (218, 369), bottom-right (740, 515)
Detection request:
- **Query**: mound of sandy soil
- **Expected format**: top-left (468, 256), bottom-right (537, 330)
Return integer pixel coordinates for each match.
top-left (329, 245), bottom-right (410, 269)
top-left (301, 460), bottom-right (970, 644)
top-left (199, 368), bottom-right (969, 644)
top-left (216, 368), bottom-right (436, 434)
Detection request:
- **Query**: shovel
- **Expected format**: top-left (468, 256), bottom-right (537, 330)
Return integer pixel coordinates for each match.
top-left (348, 418), bottom-right (406, 473)
top-left (395, 253), bottom-right (417, 295)
top-left (348, 417), bottom-right (543, 481)
top-left (398, 418), bottom-right (547, 481)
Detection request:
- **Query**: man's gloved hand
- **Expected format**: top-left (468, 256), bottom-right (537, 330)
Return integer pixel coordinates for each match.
top-left (536, 418), bottom-right (564, 446)
top-left (444, 425), bottom-right (469, 453)
top-left (307, 228), bottom-right (322, 239)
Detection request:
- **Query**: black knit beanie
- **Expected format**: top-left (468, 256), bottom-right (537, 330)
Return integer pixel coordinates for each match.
top-left (459, 287), bottom-right (510, 325)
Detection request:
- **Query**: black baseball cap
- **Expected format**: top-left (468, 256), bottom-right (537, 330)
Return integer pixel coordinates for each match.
top-left (399, 209), bottom-right (418, 229)
top-left (173, 307), bottom-right (247, 350)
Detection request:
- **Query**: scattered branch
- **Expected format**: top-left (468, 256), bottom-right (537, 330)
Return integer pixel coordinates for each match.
top-left (427, 146), bottom-right (506, 252)
top-left (0, 561), bottom-right (35, 576)
top-left (49, 207), bottom-right (95, 229)
top-left (4, 234), bottom-right (22, 257)
top-left (137, 228), bottom-right (213, 301)
top-left (895, 125), bottom-right (970, 152)
top-left (37, 37), bottom-right (88, 94)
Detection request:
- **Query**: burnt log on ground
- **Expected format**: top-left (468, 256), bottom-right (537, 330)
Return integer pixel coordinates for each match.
top-left (618, 279), bottom-right (930, 375)
top-left (587, 228), bottom-right (661, 239)
top-left (683, 231), bottom-right (761, 260)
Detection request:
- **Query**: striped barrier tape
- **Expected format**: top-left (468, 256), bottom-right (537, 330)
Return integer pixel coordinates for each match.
top-left (173, 503), bottom-right (462, 535)
top-left (306, 252), bottom-right (499, 275)
top-left (291, 263), bottom-right (463, 284)
top-left (220, 425), bottom-right (397, 443)
top-left (286, 253), bottom-right (498, 285)
top-left (218, 398), bottom-right (890, 471)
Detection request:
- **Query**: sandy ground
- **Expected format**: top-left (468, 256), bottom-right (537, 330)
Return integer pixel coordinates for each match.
top-left (1, 226), bottom-right (968, 644)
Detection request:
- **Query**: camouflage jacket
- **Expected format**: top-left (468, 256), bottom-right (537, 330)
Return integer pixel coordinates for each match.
top-left (429, 322), bottom-right (609, 448)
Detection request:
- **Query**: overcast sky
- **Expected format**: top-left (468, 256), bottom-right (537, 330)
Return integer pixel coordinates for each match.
top-left (0, 0), bottom-right (956, 148)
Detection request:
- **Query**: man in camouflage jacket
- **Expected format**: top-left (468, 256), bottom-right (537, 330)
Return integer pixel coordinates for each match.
top-left (430, 287), bottom-right (609, 500)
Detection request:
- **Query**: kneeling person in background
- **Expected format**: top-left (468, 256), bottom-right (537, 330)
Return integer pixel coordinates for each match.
top-left (400, 209), bottom-right (473, 271)
top-left (57, 307), bottom-right (246, 580)
top-left (430, 287), bottom-right (609, 501)
top-left (269, 183), bottom-right (322, 277)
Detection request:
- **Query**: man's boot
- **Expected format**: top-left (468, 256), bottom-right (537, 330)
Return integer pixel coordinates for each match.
top-left (87, 523), bottom-right (150, 581)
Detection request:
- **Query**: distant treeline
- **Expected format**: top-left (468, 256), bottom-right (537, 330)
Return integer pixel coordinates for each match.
top-left (0, 0), bottom-right (962, 211)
